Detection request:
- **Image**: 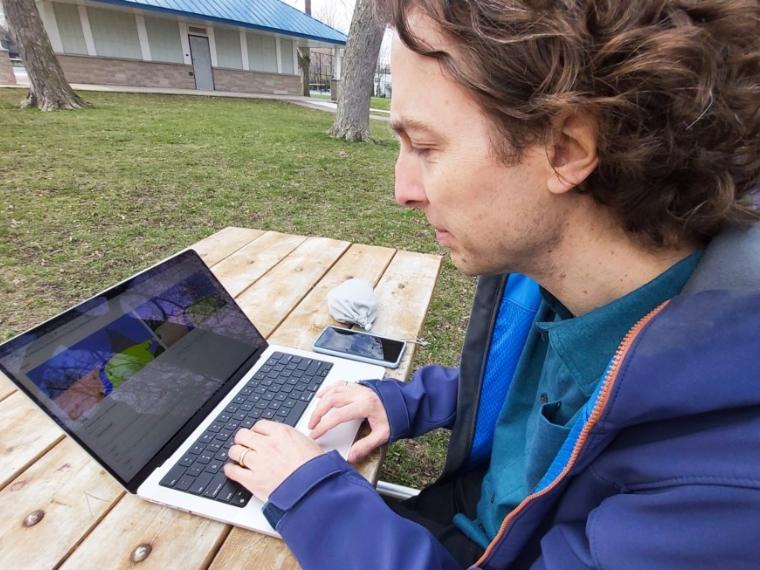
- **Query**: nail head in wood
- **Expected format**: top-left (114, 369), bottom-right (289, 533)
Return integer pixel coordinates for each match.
top-left (130, 544), bottom-right (152, 563)
top-left (23, 509), bottom-right (45, 527)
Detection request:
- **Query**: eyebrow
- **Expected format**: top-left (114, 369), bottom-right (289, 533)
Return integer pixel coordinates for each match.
top-left (389, 116), bottom-right (443, 139)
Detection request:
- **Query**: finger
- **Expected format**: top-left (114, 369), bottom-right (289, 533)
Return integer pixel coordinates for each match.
top-left (251, 419), bottom-right (282, 435)
top-left (347, 432), bottom-right (387, 463)
top-left (229, 444), bottom-right (252, 466)
top-left (223, 463), bottom-right (261, 497)
top-left (234, 428), bottom-right (265, 448)
top-left (309, 403), bottom-right (363, 440)
top-left (315, 382), bottom-right (349, 398)
top-left (308, 391), bottom-right (355, 429)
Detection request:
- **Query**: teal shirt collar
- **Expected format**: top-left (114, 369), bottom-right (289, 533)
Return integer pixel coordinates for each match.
top-left (535, 251), bottom-right (704, 394)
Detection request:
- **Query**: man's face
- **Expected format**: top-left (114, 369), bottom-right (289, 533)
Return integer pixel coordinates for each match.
top-left (390, 14), bottom-right (564, 276)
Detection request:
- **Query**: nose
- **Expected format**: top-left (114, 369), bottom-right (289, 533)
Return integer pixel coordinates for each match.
top-left (394, 151), bottom-right (427, 208)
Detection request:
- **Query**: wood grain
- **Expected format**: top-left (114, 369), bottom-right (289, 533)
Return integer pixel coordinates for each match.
top-left (0, 392), bottom-right (65, 490)
top-left (191, 227), bottom-right (265, 267)
top-left (268, 243), bottom-right (396, 350)
top-left (0, 372), bottom-right (15, 401)
top-left (60, 494), bottom-right (229, 570)
top-left (0, 438), bottom-right (123, 569)
top-left (210, 528), bottom-right (300, 570)
top-left (235, 237), bottom-right (351, 337)
top-left (211, 231), bottom-right (307, 297)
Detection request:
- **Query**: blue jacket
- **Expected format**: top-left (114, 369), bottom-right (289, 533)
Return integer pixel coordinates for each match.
top-left (263, 224), bottom-right (760, 569)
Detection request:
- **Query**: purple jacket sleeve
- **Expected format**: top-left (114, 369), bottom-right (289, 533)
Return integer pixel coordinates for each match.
top-left (265, 450), bottom-right (462, 570)
top-left (360, 364), bottom-right (460, 443)
top-left (529, 484), bottom-right (760, 569)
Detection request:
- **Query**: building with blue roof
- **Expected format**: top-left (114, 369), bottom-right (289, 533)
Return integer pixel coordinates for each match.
top-left (34, 0), bottom-right (346, 94)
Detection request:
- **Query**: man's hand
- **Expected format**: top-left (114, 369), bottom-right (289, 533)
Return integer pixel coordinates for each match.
top-left (308, 382), bottom-right (390, 463)
top-left (224, 420), bottom-right (323, 502)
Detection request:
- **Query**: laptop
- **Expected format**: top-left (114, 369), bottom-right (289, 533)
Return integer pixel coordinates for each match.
top-left (0, 249), bottom-right (385, 537)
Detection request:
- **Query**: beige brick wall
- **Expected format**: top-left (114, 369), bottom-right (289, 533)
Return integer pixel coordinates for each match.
top-left (55, 55), bottom-right (302, 96)
top-left (58, 55), bottom-right (196, 89)
top-left (0, 50), bottom-right (16, 85)
top-left (213, 68), bottom-right (301, 96)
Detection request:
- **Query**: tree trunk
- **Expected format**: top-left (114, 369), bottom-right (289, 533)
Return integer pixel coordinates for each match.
top-left (2, 0), bottom-right (87, 110)
top-left (298, 47), bottom-right (311, 97)
top-left (298, 0), bottom-right (311, 97)
top-left (328, 0), bottom-right (384, 142)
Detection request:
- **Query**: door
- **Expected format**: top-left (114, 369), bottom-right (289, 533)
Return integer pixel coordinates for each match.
top-left (189, 35), bottom-right (214, 91)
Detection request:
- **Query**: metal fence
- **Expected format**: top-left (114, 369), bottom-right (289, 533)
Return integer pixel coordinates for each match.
top-left (304, 48), bottom-right (392, 100)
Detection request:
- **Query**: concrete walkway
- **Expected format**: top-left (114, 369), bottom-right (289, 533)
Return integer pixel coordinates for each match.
top-left (3, 71), bottom-right (389, 121)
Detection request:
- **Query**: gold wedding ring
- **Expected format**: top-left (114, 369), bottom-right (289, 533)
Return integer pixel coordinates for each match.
top-left (238, 447), bottom-right (251, 467)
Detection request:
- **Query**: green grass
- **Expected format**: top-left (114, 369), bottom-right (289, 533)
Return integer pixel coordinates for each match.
top-left (0, 88), bottom-right (473, 488)
top-left (311, 93), bottom-right (391, 111)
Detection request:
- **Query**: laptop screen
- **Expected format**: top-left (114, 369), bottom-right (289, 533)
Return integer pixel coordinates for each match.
top-left (0, 250), bottom-right (268, 486)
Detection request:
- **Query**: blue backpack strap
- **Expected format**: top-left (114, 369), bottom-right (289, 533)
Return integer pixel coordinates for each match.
top-left (467, 273), bottom-right (541, 465)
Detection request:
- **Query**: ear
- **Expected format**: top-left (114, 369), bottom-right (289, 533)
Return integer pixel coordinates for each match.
top-left (546, 112), bottom-right (599, 195)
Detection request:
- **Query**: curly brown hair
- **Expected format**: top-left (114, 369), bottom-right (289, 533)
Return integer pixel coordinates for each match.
top-left (377, 0), bottom-right (760, 247)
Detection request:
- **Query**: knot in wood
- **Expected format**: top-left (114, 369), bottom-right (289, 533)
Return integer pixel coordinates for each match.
top-left (130, 544), bottom-right (152, 563)
top-left (23, 509), bottom-right (44, 527)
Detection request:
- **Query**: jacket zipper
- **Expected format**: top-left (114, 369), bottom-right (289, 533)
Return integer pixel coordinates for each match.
top-left (473, 300), bottom-right (670, 569)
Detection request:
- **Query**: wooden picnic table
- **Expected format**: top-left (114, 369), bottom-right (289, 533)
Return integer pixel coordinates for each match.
top-left (0, 227), bottom-right (442, 569)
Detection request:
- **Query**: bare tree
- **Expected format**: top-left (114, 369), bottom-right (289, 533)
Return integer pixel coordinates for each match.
top-left (297, 0), bottom-right (312, 97)
top-left (328, 0), bottom-right (384, 142)
top-left (2, 0), bottom-right (87, 110)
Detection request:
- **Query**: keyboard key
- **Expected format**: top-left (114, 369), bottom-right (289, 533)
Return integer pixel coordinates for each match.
top-left (189, 444), bottom-right (204, 455)
top-left (299, 392), bottom-right (314, 403)
top-left (218, 413), bottom-right (231, 423)
top-left (284, 401), bottom-right (308, 426)
top-left (215, 449), bottom-right (228, 461)
top-left (186, 463), bottom-right (204, 478)
top-left (199, 432), bottom-right (214, 445)
top-left (284, 399), bottom-right (297, 408)
top-left (176, 474), bottom-right (195, 492)
top-left (203, 474), bottom-right (227, 499)
top-left (206, 422), bottom-right (222, 433)
top-left (232, 487), bottom-right (252, 507)
top-left (276, 408), bottom-right (289, 418)
top-left (197, 453), bottom-right (213, 465)
top-left (205, 461), bottom-right (223, 474)
top-left (179, 454), bottom-right (195, 467)
top-left (159, 464), bottom-right (186, 488)
top-left (190, 473), bottom-right (214, 495)
top-left (263, 409), bottom-right (275, 419)
top-left (218, 481), bottom-right (238, 503)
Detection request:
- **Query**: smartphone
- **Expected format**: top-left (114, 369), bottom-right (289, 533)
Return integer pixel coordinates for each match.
top-left (312, 326), bottom-right (407, 368)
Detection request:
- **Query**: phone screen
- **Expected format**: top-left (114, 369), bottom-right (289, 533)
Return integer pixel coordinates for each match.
top-left (314, 327), bottom-right (404, 363)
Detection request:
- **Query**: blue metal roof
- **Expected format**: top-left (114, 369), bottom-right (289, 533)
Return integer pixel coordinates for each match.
top-left (92, 0), bottom-right (347, 45)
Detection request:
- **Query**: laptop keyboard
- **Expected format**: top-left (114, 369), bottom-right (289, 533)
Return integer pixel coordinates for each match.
top-left (159, 352), bottom-right (332, 507)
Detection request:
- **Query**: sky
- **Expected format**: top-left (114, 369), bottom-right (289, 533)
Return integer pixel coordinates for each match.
top-left (280, 0), bottom-right (392, 61)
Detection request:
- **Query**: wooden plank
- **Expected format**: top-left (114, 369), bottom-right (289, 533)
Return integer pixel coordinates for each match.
top-left (371, 250), bottom-right (442, 382)
top-left (209, 528), bottom-right (299, 570)
top-left (190, 227), bottom-right (265, 267)
top-left (212, 231), bottom-right (307, 298)
top-left (236, 237), bottom-right (351, 338)
top-left (60, 493), bottom-right (229, 569)
top-left (0, 438), bottom-right (124, 569)
top-left (268, 243), bottom-right (396, 350)
top-left (351, 251), bottom-right (442, 484)
top-left (0, 372), bottom-right (15, 401)
top-left (0, 392), bottom-right (65, 490)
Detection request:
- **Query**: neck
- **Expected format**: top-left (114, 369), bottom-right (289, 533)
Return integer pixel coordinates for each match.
top-left (529, 206), bottom-right (698, 316)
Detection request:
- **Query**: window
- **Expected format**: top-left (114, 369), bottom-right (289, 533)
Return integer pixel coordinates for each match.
top-left (53, 3), bottom-right (88, 55)
top-left (87, 7), bottom-right (141, 60)
top-left (144, 16), bottom-right (183, 64)
top-left (247, 33), bottom-right (277, 73)
top-left (214, 28), bottom-right (242, 70)
top-left (280, 38), bottom-right (294, 74)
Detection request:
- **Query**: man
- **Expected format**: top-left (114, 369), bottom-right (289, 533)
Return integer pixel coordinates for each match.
top-left (224, 1), bottom-right (760, 568)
